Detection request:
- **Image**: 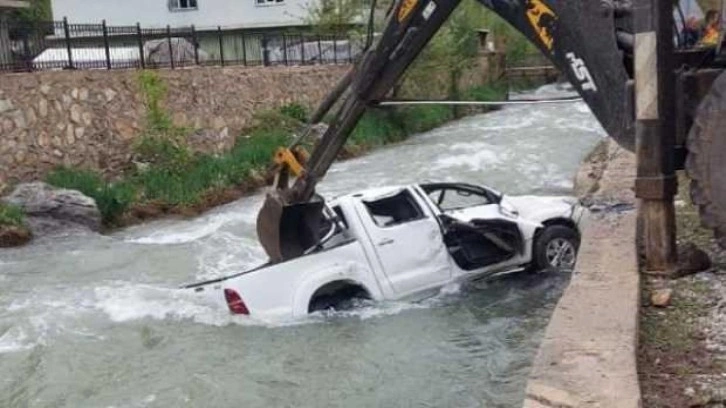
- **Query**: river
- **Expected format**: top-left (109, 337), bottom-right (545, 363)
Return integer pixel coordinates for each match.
top-left (0, 85), bottom-right (605, 408)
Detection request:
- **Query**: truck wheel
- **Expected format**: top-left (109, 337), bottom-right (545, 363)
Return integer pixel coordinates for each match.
top-left (686, 71), bottom-right (726, 249)
top-left (533, 226), bottom-right (580, 273)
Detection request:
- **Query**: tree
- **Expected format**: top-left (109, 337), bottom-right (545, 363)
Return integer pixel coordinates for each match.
top-left (303, 0), bottom-right (367, 36)
top-left (11, 0), bottom-right (52, 24)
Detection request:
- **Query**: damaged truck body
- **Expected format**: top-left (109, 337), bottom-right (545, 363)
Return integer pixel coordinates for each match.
top-left (186, 183), bottom-right (585, 317)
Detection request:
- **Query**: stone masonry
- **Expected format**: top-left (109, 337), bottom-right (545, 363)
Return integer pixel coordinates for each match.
top-left (0, 65), bottom-right (348, 192)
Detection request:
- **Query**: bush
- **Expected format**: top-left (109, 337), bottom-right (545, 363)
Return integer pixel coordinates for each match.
top-left (0, 203), bottom-right (25, 227)
top-left (134, 132), bottom-right (193, 174)
top-left (279, 103), bottom-right (309, 122)
top-left (396, 105), bottom-right (454, 134)
top-left (46, 168), bottom-right (135, 225)
top-left (464, 83), bottom-right (509, 102)
top-left (349, 109), bottom-right (406, 148)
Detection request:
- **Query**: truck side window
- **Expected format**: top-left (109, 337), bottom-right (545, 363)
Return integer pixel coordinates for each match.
top-left (437, 187), bottom-right (491, 211)
top-left (364, 190), bottom-right (424, 227)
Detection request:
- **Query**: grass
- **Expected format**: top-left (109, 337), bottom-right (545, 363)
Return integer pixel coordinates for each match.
top-left (0, 203), bottom-right (25, 227)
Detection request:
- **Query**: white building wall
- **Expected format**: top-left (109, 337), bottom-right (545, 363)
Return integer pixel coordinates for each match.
top-left (52, 0), bottom-right (312, 29)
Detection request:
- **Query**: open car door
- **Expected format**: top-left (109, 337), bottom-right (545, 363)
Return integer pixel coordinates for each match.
top-left (421, 183), bottom-right (525, 271)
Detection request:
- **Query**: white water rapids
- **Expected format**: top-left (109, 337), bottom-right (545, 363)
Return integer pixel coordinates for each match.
top-left (0, 84), bottom-right (605, 407)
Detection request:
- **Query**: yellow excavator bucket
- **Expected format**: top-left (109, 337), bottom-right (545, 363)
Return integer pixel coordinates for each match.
top-left (256, 146), bottom-right (326, 263)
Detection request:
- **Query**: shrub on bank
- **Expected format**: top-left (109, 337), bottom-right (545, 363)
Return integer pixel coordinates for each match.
top-left (0, 203), bottom-right (25, 227)
top-left (45, 168), bottom-right (135, 225)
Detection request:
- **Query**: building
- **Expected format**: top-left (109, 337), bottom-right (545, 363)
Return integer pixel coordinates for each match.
top-left (0, 0), bottom-right (28, 65)
top-left (51, 0), bottom-right (312, 30)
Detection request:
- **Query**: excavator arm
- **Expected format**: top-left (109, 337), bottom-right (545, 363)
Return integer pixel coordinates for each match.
top-left (257, 0), bottom-right (634, 262)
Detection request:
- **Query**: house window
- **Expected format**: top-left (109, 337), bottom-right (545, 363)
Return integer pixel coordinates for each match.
top-left (256, 0), bottom-right (285, 6)
top-left (169, 0), bottom-right (198, 11)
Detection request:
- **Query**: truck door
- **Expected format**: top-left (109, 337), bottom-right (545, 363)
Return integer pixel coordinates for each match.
top-left (355, 188), bottom-right (452, 295)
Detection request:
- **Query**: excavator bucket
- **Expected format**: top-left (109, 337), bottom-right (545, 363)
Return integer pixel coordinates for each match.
top-left (256, 193), bottom-right (326, 263)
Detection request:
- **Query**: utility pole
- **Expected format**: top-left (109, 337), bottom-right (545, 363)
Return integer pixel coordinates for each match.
top-left (633, 0), bottom-right (678, 272)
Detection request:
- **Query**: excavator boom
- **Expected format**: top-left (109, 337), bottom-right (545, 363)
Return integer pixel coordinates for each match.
top-left (257, 0), bottom-right (634, 262)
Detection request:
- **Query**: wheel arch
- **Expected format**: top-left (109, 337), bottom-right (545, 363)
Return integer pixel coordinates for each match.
top-left (306, 280), bottom-right (372, 313)
top-left (291, 264), bottom-right (378, 316)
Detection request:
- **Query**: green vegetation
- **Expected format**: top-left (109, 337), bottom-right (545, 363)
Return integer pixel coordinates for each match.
top-left (43, 64), bottom-right (509, 227)
top-left (10, 0), bottom-right (52, 24)
top-left (45, 168), bottom-right (135, 225)
top-left (0, 203), bottom-right (25, 228)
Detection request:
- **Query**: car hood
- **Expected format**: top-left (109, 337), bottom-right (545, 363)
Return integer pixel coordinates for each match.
top-left (503, 195), bottom-right (579, 224)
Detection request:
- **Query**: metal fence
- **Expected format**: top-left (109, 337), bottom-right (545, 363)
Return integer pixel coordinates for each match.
top-left (0, 17), bottom-right (361, 73)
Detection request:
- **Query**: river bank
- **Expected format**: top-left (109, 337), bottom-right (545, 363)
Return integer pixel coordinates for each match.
top-left (0, 81), bottom-right (508, 246)
top-left (523, 138), bottom-right (641, 407)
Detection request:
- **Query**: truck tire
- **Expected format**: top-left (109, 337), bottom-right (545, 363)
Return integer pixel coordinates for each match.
top-left (532, 225), bottom-right (580, 273)
top-left (686, 72), bottom-right (726, 249)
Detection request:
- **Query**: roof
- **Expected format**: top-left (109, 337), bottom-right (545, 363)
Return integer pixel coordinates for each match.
top-left (331, 185), bottom-right (408, 204)
top-left (0, 0), bottom-right (28, 9)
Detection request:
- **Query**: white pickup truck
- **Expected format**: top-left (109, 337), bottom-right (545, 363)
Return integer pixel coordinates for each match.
top-left (185, 182), bottom-right (586, 318)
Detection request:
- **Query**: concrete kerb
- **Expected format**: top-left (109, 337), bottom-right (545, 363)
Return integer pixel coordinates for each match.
top-left (523, 139), bottom-right (642, 408)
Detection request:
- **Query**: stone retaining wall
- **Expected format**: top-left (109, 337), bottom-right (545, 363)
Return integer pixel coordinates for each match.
top-left (0, 65), bottom-right (349, 191)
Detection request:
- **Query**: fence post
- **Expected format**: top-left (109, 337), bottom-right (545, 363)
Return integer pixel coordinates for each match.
top-left (22, 26), bottom-right (32, 72)
top-left (102, 20), bottom-right (111, 69)
top-left (333, 36), bottom-right (337, 64)
top-left (63, 17), bottom-right (74, 69)
top-left (217, 26), bottom-right (225, 66)
top-left (191, 25), bottom-right (199, 66)
top-left (166, 25), bottom-right (174, 69)
top-left (136, 23), bottom-right (145, 69)
top-left (282, 34), bottom-right (288, 66)
top-left (300, 34), bottom-right (305, 65)
top-left (262, 34), bottom-right (269, 66)
top-left (241, 31), bottom-right (247, 66)
top-left (317, 35), bottom-right (322, 64)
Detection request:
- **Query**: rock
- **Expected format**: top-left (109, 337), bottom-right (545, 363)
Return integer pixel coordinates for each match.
top-left (0, 225), bottom-right (32, 247)
top-left (103, 88), bottom-right (117, 102)
top-left (38, 99), bottom-right (48, 117)
top-left (651, 288), bottom-right (673, 308)
top-left (310, 123), bottom-right (329, 140)
top-left (0, 99), bottom-right (13, 113)
top-left (2, 182), bottom-right (102, 233)
top-left (66, 124), bottom-right (75, 144)
top-left (40, 84), bottom-right (51, 95)
top-left (70, 104), bottom-right (83, 124)
top-left (676, 242), bottom-right (712, 277)
top-left (12, 111), bottom-right (26, 129)
top-left (2, 119), bottom-right (14, 133)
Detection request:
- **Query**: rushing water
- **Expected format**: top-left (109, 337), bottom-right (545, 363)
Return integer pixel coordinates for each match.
top-left (0, 85), bottom-right (605, 408)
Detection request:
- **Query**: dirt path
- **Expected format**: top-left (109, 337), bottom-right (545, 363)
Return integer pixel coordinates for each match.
top-left (638, 172), bottom-right (726, 407)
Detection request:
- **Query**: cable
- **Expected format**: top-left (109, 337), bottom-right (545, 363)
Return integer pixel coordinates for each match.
top-left (376, 96), bottom-right (583, 106)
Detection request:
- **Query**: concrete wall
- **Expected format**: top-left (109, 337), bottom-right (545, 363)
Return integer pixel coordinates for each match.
top-left (0, 65), bottom-right (348, 191)
top-left (52, 0), bottom-right (311, 29)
